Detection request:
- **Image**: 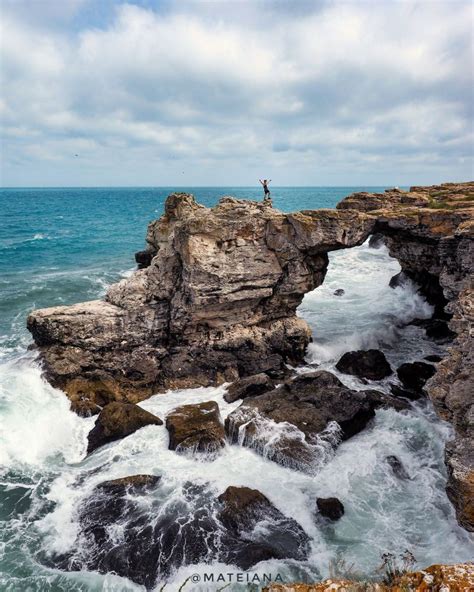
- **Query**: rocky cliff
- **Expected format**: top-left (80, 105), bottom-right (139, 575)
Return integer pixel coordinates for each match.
top-left (27, 182), bottom-right (473, 530)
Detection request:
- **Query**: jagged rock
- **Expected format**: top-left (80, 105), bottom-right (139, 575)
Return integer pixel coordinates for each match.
top-left (87, 402), bottom-right (163, 454)
top-left (134, 249), bottom-right (154, 269)
top-left (390, 384), bottom-right (422, 401)
top-left (386, 455), bottom-right (410, 480)
top-left (27, 193), bottom-right (374, 402)
top-left (224, 373), bottom-right (273, 403)
top-left (263, 563), bottom-right (474, 591)
top-left (425, 319), bottom-right (457, 342)
top-left (95, 474), bottom-right (161, 494)
top-left (425, 354), bottom-right (442, 363)
top-left (56, 481), bottom-right (309, 589)
top-left (396, 361), bottom-right (436, 394)
top-left (226, 371), bottom-right (389, 471)
top-left (333, 288), bottom-right (345, 296)
top-left (316, 497), bottom-right (345, 520)
top-left (335, 349), bottom-right (393, 381)
top-left (445, 438), bottom-right (474, 532)
top-left (165, 401), bottom-right (225, 454)
top-left (217, 486), bottom-right (310, 567)
top-left (368, 233), bottom-right (385, 248)
top-left (389, 271), bottom-right (409, 289)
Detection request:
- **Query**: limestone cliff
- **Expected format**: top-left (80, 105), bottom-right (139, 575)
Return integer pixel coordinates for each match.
top-left (27, 182), bottom-right (473, 530)
top-left (27, 194), bottom-right (373, 403)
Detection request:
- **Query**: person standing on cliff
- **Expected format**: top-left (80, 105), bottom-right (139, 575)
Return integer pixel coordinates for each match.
top-left (259, 179), bottom-right (271, 201)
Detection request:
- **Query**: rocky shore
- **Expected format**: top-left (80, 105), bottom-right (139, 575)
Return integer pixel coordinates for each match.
top-left (27, 181), bottom-right (473, 545)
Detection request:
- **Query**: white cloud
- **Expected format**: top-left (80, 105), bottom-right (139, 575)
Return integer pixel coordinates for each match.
top-left (0, 0), bottom-right (472, 186)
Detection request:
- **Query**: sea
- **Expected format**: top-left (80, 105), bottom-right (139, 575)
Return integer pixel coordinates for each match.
top-left (0, 187), bottom-right (473, 591)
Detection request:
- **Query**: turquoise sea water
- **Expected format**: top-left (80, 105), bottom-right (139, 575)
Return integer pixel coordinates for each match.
top-left (1, 186), bottom-right (473, 592)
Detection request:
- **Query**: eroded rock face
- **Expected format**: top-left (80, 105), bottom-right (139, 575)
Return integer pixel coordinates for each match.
top-left (27, 194), bottom-right (374, 403)
top-left (87, 402), bottom-right (163, 454)
top-left (165, 401), bottom-right (225, 454)
top-left (338, 182), bottom-right (474, 531)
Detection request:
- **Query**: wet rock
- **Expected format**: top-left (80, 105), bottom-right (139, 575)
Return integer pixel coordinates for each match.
top-left (424, 354), bottom-right (442, 363)
top-left (389, 271), bottom-right (409, 289)
top-left (368, 233), bottom-right (385, 248)
top-left (57, 481), bottom-right (309, 589)
top-left (95, 474), bottom-right (161, 494)
top-left (425, 319), bottom-right (456, 342)
top-left (224, 372), bottom-right (273, 403)
top-left (87, 402), bottom-right (163, 454)
top-left (445, 438), bottom-right (474, 532)
top-left (218, 486), bottom-right (310, 567)
top-left (226, 371), bottom-right (382, 471)
top-left (386, 455), bottom-right (410, 480)
top-left (396, 361), bottom-right (436, 394)
top-left (316, 497), bottom-right (345, 520)
top-left (390, 384), bottom-right (422, 401)
top-left (333, 288), bottom-right (345, 296)
top-left (335, 349), bottom-right (393, 381)
top-left (165, 401), bottom-right (225, 453)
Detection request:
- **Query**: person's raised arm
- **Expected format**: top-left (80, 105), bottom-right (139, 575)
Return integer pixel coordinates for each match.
top-left (259, 179), bottom-right (263, 185)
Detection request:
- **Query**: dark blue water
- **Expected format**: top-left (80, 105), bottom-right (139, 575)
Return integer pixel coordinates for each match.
top-left (0, 186), bottom-right (392, 354)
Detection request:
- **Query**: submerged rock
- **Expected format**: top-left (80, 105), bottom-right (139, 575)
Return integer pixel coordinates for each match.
top-left (333, 288), bottom-right (345, 296)
top-left (316, 497), bottom-right (345, 520)
top-left (335, 349), bottom-right (393, 381)
top-left (386, 455), bottom-right (410, 480)
top-left (95, 474), bottom-right (161, 493)
top-left (226, 371), bottom-right (387, 471)
top-left (224, 372), bottom-right (273, 403)
top-left (396, 361), bottom-right (436, 394)
top-left (165, 401), bottom-right (225, 454)
top-left (87, 402), bottom-right (163, 454)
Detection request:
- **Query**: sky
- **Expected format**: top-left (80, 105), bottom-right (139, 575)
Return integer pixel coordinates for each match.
top-left (0, 0), bottom-right (473, 187)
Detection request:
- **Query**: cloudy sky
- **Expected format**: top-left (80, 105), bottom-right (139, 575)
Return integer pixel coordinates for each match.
top-left (0, 0), bottom-right (472, 186)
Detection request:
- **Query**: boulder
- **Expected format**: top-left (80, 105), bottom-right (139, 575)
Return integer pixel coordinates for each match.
top-left (425, 319), bottom-right (456, 342)
top-left (335, 349), bottom-right (393, 381)
top-left (333, 288), bottom-right (345, 296)
top-left (226, 371), bottom-right (384, 471)
top-left (389, 271), bottom-right (409, 289)
top-left (396, 361), bottom-right (436, 394)
top-left (87, 402), bottom-right (163, 454)
top-left (217, 486), bottom-right (310, 567)
top-left (368, 233), bottom-right (385, 248)
top-left (316, 497), bottom-right (345, 520)
top-left (224, 373), bottom-right (273, 403)
top-left (386, 455), bottom-right (410, 480)
top-left (165, 401), bottom-right (225, 453)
